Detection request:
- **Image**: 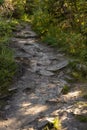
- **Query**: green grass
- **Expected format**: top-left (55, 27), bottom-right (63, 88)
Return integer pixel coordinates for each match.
top-left (0, 43), bottom-right (17, 96)
top-left (0, 18), bottom-right (18, 97)
top-left (75, 115), bottom-right (87, 122)
top-left (43, 117), bottom-right (62, 130)
top-left (83, 94), bottom-right (87, 99)
top-left (62, 85), bottom-right (70, 94)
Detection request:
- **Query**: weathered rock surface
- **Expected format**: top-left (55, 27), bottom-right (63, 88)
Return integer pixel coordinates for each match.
top-left (39, 70), bottom-right (54, 76)
top-left (47, 60), bottom-right (69, 72)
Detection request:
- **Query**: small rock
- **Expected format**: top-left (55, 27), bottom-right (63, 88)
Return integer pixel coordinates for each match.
top-left (37, 59), bottom-right (51, 66)
top-left (30, 60), bottom-right (38, 72)
top-left (4, 105), bottom-right (10, 110)
top-left (58, 71), bottom-right (64, 78)
top-left (23, 87), bottom-right (33, 94)
top-left (73, 108), bottom-right (81, 115)
top-left (23, 125), bottom-right (34, 130)
top-left (77, 63), bottom-right (87, 71)
top-left (48, 55), bottom-right (57, 60)
top-left (39, 70), bottom-right (54, 76)
top-left (15, 33), bottom-right (38, 39)
top-left (59, 79), bottom-right (67, 86)
top-left (73, 128), bottom-right (78, 130)
top-left (38, 119), bottom-right (48, 128)
top-left (15, 53), bottom-right (31, 59)
top-left (46, 99), bottom-right (58, 104)
top-left (8, 87), bottom-right (17, 92)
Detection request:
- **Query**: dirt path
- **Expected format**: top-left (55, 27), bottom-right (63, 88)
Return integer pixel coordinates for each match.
top-left (0, 24), bottom-right (87, 130)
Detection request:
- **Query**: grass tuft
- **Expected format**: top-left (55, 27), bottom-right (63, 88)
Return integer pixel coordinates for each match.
top-left (62, 85), bottom-right (70, 94)
top-left (75, 115), bottom-right (87, 122)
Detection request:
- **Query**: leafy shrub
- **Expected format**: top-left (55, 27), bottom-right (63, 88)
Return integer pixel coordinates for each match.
top-left (42, 25), bottom-right (86, 55)
top-left (31, 0), bottom-right (87, 65)
top-left (80, 49), bottom-right (87, 61)
top-left (0, 0), bottom-right (4, 5)
top-left (0, 20), bottom-right (12, 36)
top-left (64, 32), bottom-right (86, 55)
top-left (42, 25), bottom-right (67, 48)
top-left (12, 0), bottom-right (26, 18)
top-left (32, 9), bottom-right (51, 35)
top-left (69, 60), bottom-right (87, 80)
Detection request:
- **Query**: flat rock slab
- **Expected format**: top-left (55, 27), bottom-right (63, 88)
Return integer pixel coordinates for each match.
top-left (47, 60), bottom-right (69, 71)
top-left (39, 70), bottom-right (54, 76)
top-left (15, 31), bottom-right (39, 39)
top-left (37, 59), bottom-right (51, 66)
top-left (15, 35), bottom-right (38, 39)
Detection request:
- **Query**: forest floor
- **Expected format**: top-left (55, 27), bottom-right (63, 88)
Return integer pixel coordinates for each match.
top-left (0, 23), bottom-right (87, 130)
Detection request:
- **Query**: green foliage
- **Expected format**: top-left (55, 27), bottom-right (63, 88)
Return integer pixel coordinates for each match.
top-left (0, 0), bottom-right (4, 5)
top-left (43, 117), bottom-right (62, 130)
top-left (32, 9), bottom-right (51, 35)
top-left (52, 117), bottom-right (62, 130)
top-left (0, 20), bottom-right (12, 37)
top-left (0, 0), bottom-right (27, 18)
top-left (0, 46), bottom-right (17, 95)
top-left (12, 0), bottom-right (26, 18)
top-left (64, 32), bottom-right (86, 55)
top-left (0, 0), bottom-right (13, 17)
top-left (28, 1), bottom-right (87, 82)
top-left (75, 115), bottom-right (87, 122)
top-left (83, 94), bottom-right (87, 99)
top-left (0, 18), bottom-right (17, 97)
top-left (0, 0), bottom-right (87, 95)
top-left (62, 85), bottom-right (70, 94)
top-left (43, 25), bottom-right (66, 46)
top-left (30, 0), bottom-right (87, 64)
top-left (69, 60), bottom-right (87, 81)
top-left (80, 50), bottom-right (87, 61)
top-left (0, 18), bottom-right (19, 43)
top-left (43, 26), bottom-right (86, 56)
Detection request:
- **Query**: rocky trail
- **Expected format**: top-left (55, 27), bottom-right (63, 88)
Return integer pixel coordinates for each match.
top-left (0, 24), bottom-right (87, 130)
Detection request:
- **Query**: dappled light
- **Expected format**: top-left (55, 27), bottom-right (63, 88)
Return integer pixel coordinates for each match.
top-left (20, 102), bottom-right (48, 116)
top-left (62, 90), bottom-right (81, 101)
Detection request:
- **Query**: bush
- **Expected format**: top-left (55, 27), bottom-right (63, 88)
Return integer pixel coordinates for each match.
top-left (0, 20), bottom-right (12, 36)
top-left (32, 8), bottom-right (51, 35)
top-left (42, 25), bottom-right (66, 47)
top-left (30, 0), bottom-right (87, 65)
top-left (12, 0), bottom-right (26, 18)
top-left (0, 0), bottom-right (4, 5)
top-left (42, 26), bottom-right (86, 56)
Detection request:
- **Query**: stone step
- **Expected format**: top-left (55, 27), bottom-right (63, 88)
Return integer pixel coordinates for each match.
top-left (47, 60), bottom-right (69, 72)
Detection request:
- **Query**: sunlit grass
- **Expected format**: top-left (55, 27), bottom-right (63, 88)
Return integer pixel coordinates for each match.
top-left (43, 117), bottom-right (62, 130)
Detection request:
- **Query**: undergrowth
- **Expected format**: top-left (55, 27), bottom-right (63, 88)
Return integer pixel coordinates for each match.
top-left (0, 18), bottom-right (18, 97)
